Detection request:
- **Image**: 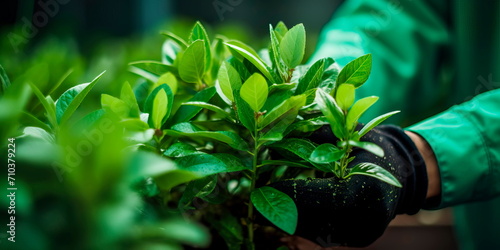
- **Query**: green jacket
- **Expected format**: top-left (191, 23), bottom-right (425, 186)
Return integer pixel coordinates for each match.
top-left (311, 0), bottom-right (500, 249)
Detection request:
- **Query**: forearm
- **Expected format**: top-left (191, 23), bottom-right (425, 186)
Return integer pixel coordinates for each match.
top-left (405, 131), bottom-right (441, 199)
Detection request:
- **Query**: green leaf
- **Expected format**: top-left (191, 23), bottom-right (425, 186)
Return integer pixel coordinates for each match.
top-left (0, 64), bottom-right (11, 94)
top-left (315, 88), bottom-right (345, 138)
top-left (269, 24), bottom-right (287, 81)
top-left (157, 72), bottom-right (178, 95)
top-left (228, 57), bottom-right (251, 81)
top-left (358, 110), bottom-right (401, 137)
top-left (120, 118), bottom-right (149, 131)
top-left (20, 111), bottom-right (51, 132)
top-left (216, 61), bottom-right (242, 103)
top-left (129, 151), bottom-right (200, 190)
top-left (189, 21), bottom-right (212, 72)
top-left (345, 96), bottom-right (379, 130)
top-left (101, 94), bottom-right (130, 118)
top-left (310, 143), bottom-right (345, 163)
top-left (274, 21), bottom-right (289, 41)
top-left (120, 82), bottom-right (140, 118)
top-left (164, 142), bottom-right (204, 158)
top-left (224, 41), bottom-right (274, 81)
top-left (129, 60), bottom-right (175, 77)
top-left (72, 109), bottom-right (106, 132)
top-left (175, 153), bottom-right (250, 175)
top-left (28, 82), bottom-right (57, 129)
top-left (346, 140), bottom-right (384, 157)
top-left (269, 138), bottom-right (333, 172)
top-left (251, 187), bottom-right (297, 234)
top-left (295, 57), bottom-right (334, 95)
top-left (178, 40), bottom-right (206, 84)
top-left (206, 212), bottom-right (243, 250)
top-left (162, 39), bottom-right (183, 65)
top-left (234, 92), bottom-right (255, 132)
top-left (240, 73), bottom-right (268, 112)
top-left (152, 89), bottom-right (168, 129)
top-left (21, 126), bottom-right (55, 143)
top-left (182, 101), bottom-right (234, 121)
top-left (259, 107), bottom-right (299, 143)
top-left (336, 84), bottom-right (355, 111)
top-left (47, 68), bottom-right (73, 97)
top-left (346, 162), bottom-right (402, 187)
top-left (336, 54), bottom-right (372, 87)
top-left (161, 31), bottom-right (189, 48)
top-left (144, 84), bottom-right (174, 128)
top-left (168, 87), bottom-right (216, 126)
top-left (179, 175), bottom-right (218, 209)
top-left (141, 219), bottom-right (209, 247)
top-left (259, 95), bottom-right (305, 129)
top-left (56, 71), bottom-right (105, 126)
top-left (279, 23), bottom-right (306, 68)
top-left (169, 122), bottom-right (249, 151)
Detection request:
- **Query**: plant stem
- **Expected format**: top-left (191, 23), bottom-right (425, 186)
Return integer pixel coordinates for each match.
top-left (246, 117), bottom-right (259, 250)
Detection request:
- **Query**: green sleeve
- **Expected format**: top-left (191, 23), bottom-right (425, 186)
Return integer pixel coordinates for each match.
top-left (310, 0), bottom-right (450, 125)
top-left (407, 89), bottom-right (500, 209)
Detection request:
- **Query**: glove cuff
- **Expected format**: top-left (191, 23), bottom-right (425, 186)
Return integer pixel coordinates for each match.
top-left (377, 125), bottom-right (428, 215)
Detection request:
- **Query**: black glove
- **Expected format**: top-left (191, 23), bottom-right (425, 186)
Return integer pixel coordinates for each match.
top-left (270, 125), bottom-right (428, 247)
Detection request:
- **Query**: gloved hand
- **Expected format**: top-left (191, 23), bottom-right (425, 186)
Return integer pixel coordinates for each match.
top-left (270, 125), bottom-right (428, 247)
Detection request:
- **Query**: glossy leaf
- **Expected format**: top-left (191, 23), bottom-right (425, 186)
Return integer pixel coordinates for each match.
top-left (259, 95), bottom-right (305, 129)
top-left (178, 40), bottom-right (206, 84)
top-left (310, 143), bottom-right (345, 164)
top-left (295, 57), bottom-right (334, 95)
top-left (269, 138), bottom-right (333, 172)
top-left (182, 101), bottom-right (233, 121)
top-left (346, 162), bottom-right (402, 187)
top-left (129, 151), bottom-right (200, 190)
top-left (216, 61), bottom-right (242, 103)
top-left (251, 186), bottom-right (297, 234)
top-left (224, 41), bottom-right (274, 81)
top-left (240, 73), bottom-right (268, 112)
top-left (346, 140), bottom-right (384, 157)
top-left (56, 71), bottom-right (105, 126)
top-left (169, 122), bottom-right (249, 151)
top-left (21, 127), bottom-right (55, 143)
top-left (358, 110), bottom-right (401, 137)
top-left (336, 54), bottom-right (372, 88)
top-left (234, 92), bottom-right (255, 132)
top-left (179, 175), bottom-right (218, 209)
top-left (164, 142), bottom-right (204, 158)
top-left (315, 88), bottom-right (345, 138)
top-left (120, 82), bottom-right (140, 117)
top-left (345, 96), bottom-right (379, 130)
top-left (28, 82), bottom-right (57, 128)
top-left (259, 107), bottom-right (299, 143)
top-left (269, 24), bottom-right (287, 80)
top-left (157, 72), bottom-right (178, 95)
top-left (168, 87), bottom-right (216, 126)
top-left (162, 39), bottom-right (183, 65)
top-left (279, 23), bottom-right (306, 68)
top-left (175, 153), bottom-right (250, 176)
top-left (144, 84), bottom-right (173, 128)
top-left (152, 89), bottom-right (168, 129)
top-left (336, 84), bottom-right (355, 111)
top-left (101, 94), bottom-right (129, 118)
top-left (129, 60), bottom-right (175, 76)
top-left (188, 21), bottom-right (212, 72)
top-left (161, 31), bottom-right (188, 48)
top-left (274, 21), bottom-right (289, 41)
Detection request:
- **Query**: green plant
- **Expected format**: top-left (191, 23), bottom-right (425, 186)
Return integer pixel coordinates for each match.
top-left (3, 20), bottom-right (401, 250)
top-left (126, 21), bottom-right (401, 249)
